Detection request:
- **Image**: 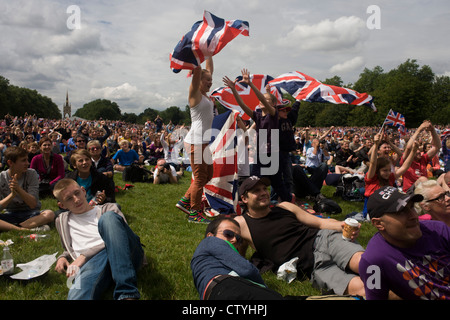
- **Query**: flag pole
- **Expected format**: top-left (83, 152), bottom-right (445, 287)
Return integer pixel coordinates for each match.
top-left (378, 109), bottom-right (392, 135)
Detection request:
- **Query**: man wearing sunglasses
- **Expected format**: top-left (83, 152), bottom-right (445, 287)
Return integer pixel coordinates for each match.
top-left (191, 217), bottom-right (284, 300)
top-left (359, 186), bottom-right (450, 300)
top-left (234, 176), bottom-right (365, 297)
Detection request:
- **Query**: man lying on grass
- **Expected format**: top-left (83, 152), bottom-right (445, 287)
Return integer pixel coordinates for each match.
top-left (53, 178), bottom-right (145, 300)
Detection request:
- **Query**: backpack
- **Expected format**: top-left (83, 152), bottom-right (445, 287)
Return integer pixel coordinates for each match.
top-left (122, 163), bottom-right (153, 183)
top-left (313, 198), bottom-right (342, 215)
top-left (334, 174), bottom-right (365, 202)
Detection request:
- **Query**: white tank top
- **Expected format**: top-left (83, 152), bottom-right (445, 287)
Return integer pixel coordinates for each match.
top-left (185, 95), bottom-right (214, 145)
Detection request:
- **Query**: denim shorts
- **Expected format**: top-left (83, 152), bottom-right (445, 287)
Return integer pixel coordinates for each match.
top-left (310, 229), bottom-right (365, 295)
top-left (0, 209), bottom-right (41, 225)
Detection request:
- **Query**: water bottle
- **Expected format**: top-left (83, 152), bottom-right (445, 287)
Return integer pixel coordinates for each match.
top-left (1, 246), bottom-right (14, 275)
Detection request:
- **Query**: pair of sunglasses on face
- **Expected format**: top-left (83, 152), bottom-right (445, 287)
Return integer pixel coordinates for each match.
top-left (219, 229), bottom-right (242, 243)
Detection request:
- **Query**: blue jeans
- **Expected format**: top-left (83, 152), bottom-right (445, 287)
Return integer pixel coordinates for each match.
top-left (68, 211), bottom-right (144, 300)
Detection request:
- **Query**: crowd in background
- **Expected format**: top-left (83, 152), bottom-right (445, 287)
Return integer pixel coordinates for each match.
top-left (0, 113), bottom-right (449, 214)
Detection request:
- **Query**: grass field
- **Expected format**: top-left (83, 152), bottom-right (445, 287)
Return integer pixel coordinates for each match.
top-left (0, 171), bottom-right (376, 300)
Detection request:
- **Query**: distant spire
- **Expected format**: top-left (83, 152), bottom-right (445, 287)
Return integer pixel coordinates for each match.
top-left (63, 90), bottom-right (72, 119)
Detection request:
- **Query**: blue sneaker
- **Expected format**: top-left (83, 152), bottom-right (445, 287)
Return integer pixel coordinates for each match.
top-left (187, 210), bottom-right (211, 224)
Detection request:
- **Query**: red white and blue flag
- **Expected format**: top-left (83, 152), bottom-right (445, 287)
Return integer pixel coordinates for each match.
top-left (268, 71), bottom-right (377, 112)
top-left (203, 109), bottom-right (241, 215)
top-left (170, 11), bottom-right (249, 73)
top-left (384, 109), bottom-right (406, 128)
top-left (211, 74), bottom-right (282, 121)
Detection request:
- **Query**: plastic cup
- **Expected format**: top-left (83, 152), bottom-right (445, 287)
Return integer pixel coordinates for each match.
top-left (342, 218), bottom-right (359, 240)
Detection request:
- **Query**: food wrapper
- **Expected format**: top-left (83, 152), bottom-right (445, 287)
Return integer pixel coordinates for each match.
top-left (276, 257), bottom-right (299, 284)
top-left (10, 252), bottom-right (57, 280)
top-left (0, 239), bottom-right (14, 246)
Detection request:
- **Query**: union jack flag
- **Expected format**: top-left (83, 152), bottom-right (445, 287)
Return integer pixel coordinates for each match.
top-left (268, 71), bottom-right (377, 112)
top-left (170, 11), bottom-right (249, 73)
top-left (384, 109), bottom-right (406, 128)
top-left (203, 109), bottom-right (241, 215)
top-left (211, 74), bottom-right (282, 121)
top-left (440, 128), bottom-right (450, 140)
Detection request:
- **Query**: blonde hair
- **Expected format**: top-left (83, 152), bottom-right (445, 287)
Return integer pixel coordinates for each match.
top-left (87, 139), bottom-right (101, 149)
top-left (414, 179), bottom-right (438, 213)
top-left (53, 178), bottom-right (79, 201)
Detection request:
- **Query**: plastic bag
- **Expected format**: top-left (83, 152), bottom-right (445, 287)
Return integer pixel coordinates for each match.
top-left (10, 252), bottom-right (57, 280)
top-left (276, 257), bottom-right (299, 283)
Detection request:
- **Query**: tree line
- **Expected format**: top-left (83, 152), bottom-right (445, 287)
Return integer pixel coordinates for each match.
top-left (1, 59), bottom-right (449, 128)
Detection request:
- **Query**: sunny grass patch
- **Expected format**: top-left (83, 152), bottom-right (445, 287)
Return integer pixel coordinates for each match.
top-left (0, 171), bottom-right (376, 300)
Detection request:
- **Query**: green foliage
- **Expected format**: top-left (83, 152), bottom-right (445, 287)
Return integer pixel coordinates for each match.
top-left (74, 99), bottom-right (122, 120)
top-left (0, 76), bottom-right (61, 119)
top-left (295, 59), bottom-right (450, 128)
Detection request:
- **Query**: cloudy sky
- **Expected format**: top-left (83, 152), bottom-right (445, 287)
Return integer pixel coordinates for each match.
top-left (1, 0), bottom-right (449, 116)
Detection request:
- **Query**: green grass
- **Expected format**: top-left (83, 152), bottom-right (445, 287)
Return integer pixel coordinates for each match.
top-left (0, 172), bottom-right (376, 300)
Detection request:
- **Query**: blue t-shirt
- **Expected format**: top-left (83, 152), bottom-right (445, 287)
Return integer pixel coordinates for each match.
top-left (359, 220), bottom-right (450, 300)
top-left (76, 175), bottom-right (93, 201)
top-left (112, 149), bottom-right (139, 166)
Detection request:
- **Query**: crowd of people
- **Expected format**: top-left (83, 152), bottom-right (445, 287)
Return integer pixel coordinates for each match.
top-left (1, 69), bottom-right (449, 300)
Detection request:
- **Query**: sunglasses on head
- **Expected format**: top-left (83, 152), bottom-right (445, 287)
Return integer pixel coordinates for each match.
top-left (220, 229), bottom-right (242, 243)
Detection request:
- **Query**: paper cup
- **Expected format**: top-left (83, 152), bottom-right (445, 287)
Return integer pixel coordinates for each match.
top-left (342, 218), bottom-right (359, 240)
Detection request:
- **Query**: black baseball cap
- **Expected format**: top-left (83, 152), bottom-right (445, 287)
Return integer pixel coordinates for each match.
top-left (239, 176), bottom-right (270, 197)
top-left (367, 186), bottom-right (423, 219)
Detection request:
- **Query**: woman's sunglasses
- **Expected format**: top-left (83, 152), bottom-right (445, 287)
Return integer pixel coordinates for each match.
top-left (220, 229), bottom-right (242, 243)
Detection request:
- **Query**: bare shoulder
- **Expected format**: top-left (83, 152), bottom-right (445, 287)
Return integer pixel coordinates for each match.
top-left (234, 215), bottom-right (254, 248)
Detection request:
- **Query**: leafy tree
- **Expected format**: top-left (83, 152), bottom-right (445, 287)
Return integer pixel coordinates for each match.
top-left (74, 99), bottom-right (122, 120)
top-left (0, 75), bottom-right (61, 119)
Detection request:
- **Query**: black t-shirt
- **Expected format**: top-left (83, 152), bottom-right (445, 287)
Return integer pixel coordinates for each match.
top-left (243, 206), bottom-right (319, 277)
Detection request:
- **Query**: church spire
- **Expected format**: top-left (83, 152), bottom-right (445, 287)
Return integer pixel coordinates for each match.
top-left (63, 90), bottom-right (72, 119)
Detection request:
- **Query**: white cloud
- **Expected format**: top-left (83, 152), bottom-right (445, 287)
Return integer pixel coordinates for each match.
top-left (330, 56), bottom-right (365, 73)
top-left (278, 16), bottom-right (366, 51)
top-left (1, 0), bottom-right (449, 115)
top-left (90, 83), bottom-right (138, 100)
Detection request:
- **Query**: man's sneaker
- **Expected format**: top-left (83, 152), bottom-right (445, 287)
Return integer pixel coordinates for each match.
top-left (188, 210), bottom-right (211, 224)
top-left (176, 197), bottom-right (191, 215)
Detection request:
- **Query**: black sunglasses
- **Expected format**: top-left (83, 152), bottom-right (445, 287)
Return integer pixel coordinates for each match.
top-left (220, 229), bottom-right (242, 243)
top-left (425, 191), bottom-right (450, 203)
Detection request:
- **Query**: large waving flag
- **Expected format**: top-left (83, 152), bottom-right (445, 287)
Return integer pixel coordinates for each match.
top-left (203, 109), bottom-right (241, 215)
top-left (170, 11), bottom-right (249, 73)
top-left (269, 71), bottom-right (377, 112)
top-left (211, 74), bottom-right (281, 120)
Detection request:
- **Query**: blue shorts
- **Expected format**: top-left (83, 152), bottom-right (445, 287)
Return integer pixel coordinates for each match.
top-left (0, 209), bottom-right (41, 225)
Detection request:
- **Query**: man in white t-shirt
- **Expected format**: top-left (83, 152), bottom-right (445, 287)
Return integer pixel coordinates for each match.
top-left (153, 159), bottom-right (178, 184)
top-left (53, 178), bottom-right (144, 300)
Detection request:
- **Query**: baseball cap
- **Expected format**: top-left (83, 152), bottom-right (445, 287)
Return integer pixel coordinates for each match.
top-left (239, 176), bottom-right (270, 196)
top-left (367, 186), bottom-right (423, 219)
